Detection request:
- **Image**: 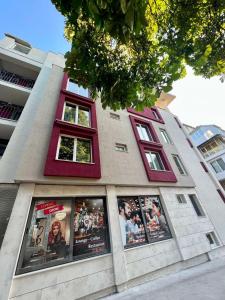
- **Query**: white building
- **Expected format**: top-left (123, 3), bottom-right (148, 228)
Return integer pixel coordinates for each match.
top-left (1, 34), bottom-right (225, 300)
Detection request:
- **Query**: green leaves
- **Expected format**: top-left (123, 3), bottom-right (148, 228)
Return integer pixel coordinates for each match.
top-left (52, 0), bottom-right (225, 110)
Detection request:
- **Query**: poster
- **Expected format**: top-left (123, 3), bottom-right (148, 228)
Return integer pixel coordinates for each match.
top-left (73, 198), bottom-right (108, 257)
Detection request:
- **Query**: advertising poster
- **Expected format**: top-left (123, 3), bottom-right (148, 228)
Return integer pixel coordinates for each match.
top-left (73, 198), bottom-right (108, 257)
top-left (117, 197), bottom-right (147, 247)
top-left (140, 195), bottom-right (172, 243)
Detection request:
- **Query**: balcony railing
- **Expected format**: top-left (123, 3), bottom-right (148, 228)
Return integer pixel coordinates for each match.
top-left (0, 101), bottom-right (23, 121)
top-left (0, 68), bottom-right (35, 89)
top-left (202, 144), bottom-right (225, 158)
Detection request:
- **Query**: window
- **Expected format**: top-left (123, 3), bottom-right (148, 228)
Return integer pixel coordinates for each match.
top-left (63, 102), bottom-right (90, 127)
top-left (152, 109), bottom-right (160, 120)
top-left (160, 129), bottom-right (172, 144)
top-left (13, 42), bottom-right (31, 54)
top-left (211, 158), bottom-right (225, 173)
top-left (110, 112), bottom-right (120, 120)
top-left (118, 195), bottom-right (171, 248)
top-left (136, 124), bottom-right (153, 142)
top-left (188, 194), bottom-right (205, 217)
top-left (206, 232), bottom-right (219, 248)
top-left (57, 136), bottom-right (91, 163)
top-left (66, 79), bottom-right (89, 98)
top-left (176, 194), bottom-right (187, 204)
top-left (115, 143), bottom-right (128, 152)
top-left (0, 139), bottom-right (8, 157)
top-left (16, 197), bottom-right (109, 274)
top-left (172, 154), bottom-right (187, 175)
top-left (146, 151), bottom-right (165, 171)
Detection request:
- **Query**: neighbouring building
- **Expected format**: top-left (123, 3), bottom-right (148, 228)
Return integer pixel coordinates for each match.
top-left (1, 34), bottom-right (225, 300)
top-left (188, 125), bottom-right (225, 191)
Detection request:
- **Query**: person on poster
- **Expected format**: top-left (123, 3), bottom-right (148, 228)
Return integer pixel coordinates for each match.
top-left (151, 201), bottom-right (169, 233)
top-left (48, 221), bottom-right (66, 257)
top-left (118, 199), bottom-right (131, 246)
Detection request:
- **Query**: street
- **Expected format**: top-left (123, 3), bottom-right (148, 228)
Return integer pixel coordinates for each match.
top-left (103, 256), bottom-right (225, 300)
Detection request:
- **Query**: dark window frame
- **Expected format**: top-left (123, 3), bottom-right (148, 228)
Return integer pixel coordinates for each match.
top-left (16, 197), bottom-right (110, 275)
top-left (188, 194), bottom-right (205, 217)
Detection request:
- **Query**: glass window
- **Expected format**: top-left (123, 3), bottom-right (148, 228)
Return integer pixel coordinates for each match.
top-left (66, 80), bottom-right (89, 98)
top-left (188, 194), bottom-right (205, 217)
top-left (160, 129), bottom-right (172, 144)
top-left (211, 158), bottom-right (225, 173)
top-left (206, 232), bottom-right (219, 248)
top-left (73, 198), bottom-right (109, 257)
top-left (176, 194), bottom-right (187, 204)
top-left (117, 195), bottom-right (171, 249)
top-left (63, 103), bottom-right (90, 127)
top-left (152, 109), bottom-right (159, 120)
top-left (172, 154), bottom-right (187, 175)
top-left (136, 124), bottom-right (153, 142)
top-left (18, 199), bottom-right (71, 272)
top-left (57, 135), bottom-right (91, 163)
top-left (17, 197), bottom-right (110, 274)
top-left (146, 151), bottom-right (165, 171)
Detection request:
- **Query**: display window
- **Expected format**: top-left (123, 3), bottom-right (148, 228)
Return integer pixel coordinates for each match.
top-left (118, 195), bottom-right (171, 248)
top-left (16, 197), bottom-right (109, 274)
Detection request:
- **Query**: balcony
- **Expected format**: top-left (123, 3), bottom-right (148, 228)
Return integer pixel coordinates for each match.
top-left (0, 101), bottom-right (23, 121)
top-left (0, 68), bottom-right (35, 89)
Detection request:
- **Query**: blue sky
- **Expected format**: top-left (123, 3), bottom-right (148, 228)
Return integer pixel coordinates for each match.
top-left (1, 1), bottom-right (224, 129)
top-left (0, 0), bottom-right (70, 54)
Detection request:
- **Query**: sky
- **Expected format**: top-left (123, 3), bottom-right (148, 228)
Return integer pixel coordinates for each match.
top-left (0, 1), bottom-right (224, 129)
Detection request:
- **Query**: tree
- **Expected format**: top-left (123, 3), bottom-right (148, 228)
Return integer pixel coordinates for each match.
top-left (52, 0), bottom-right (225, 110)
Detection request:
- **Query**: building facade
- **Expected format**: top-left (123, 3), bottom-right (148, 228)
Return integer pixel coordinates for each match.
top-left (1, 34), bottom-right (225, 300)
top-left (189, 125), bottom-right (225, 191)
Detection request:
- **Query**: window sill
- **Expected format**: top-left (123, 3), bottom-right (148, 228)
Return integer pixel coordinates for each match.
top-left (55, 119), bottom-right (97, 133)
top-left (55, 158), bottom-right (95, 165)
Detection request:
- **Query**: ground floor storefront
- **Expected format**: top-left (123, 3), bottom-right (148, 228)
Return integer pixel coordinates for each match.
top-left (0, 183), bottom-right (224, 300)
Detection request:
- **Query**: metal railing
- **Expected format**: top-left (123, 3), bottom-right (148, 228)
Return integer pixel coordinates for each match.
top-left (0, 101), bottom-right (23, 121)
top-left (0, 68), bottom-right (35, 89)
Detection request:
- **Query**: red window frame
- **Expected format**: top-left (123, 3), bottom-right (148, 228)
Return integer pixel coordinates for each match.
top-left (129, 115), bottom-right (177, 182)
top-left (127, 107), bottom-right (164, 124)
top-left (44, 74), bottom-right (101, 178)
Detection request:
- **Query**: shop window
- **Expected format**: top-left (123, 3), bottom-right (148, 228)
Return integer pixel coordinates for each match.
top-left (118, 195), bottom-right (171, 248)
top-left (145, 151), bottom-right (165, 171)
top-left (16, 197), bottom-right (109, 274)
top-left (57, 135), bottom-right (91, 163)
top-left (188, 194), bottom-right (205, 217)
top-left (160, 129), bottom-right (172, 144)
top-left (136, 124), bottom-right (153, 142)
top-left (206, 232), bottom-right (219, 248)
top-left (176, 194), bottom-right (187, 204)
top-left (66, 79), bottom-right (89, 98)
top-left (172, 154), bottom-right (187, 175)
top-left (63, 102), bottom-right (90, 127)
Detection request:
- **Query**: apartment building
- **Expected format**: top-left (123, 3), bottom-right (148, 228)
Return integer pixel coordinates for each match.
top-left (1, 34), bottom-right (225, 300)
top-left (189, 125), bottom-right (225, 191)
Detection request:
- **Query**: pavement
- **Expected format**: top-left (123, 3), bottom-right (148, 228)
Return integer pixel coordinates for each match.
top-left (102, 256), bottom-right (225, 300)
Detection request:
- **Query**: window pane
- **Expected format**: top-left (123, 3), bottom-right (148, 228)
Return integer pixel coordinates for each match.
top-left (58, 136), bottom-right (74, 161)
top-left (211, 161), bottom-right (221, 173)
top-left (217, 159), bottom-right (225, 171)
top-left (136, 124), bottom-right (152, 141)
top-left (140, 195), bottom-right (172, 243)
top-left (151, 152), bottom-right (165, 170)
top-left (160, 129), bottom-right (171, 144)
top-left (78, 106), bottom-right (90, 127)
top-left (20, 199), bottom-right (71, 271)
top-left (173, 155), bottom-right (186, 175)
top-left (117, 197), bottom-right (147, 248)
top-left (189, 194), bottom-right (204, 217)
top-left (76, 139), bottom-right (91, 162)
top-left (67, 80), bottom-right (89, 97)
top-left (64, 103), bottom-right (76, 124)
top-left (73, 198), bottom-right (109, 257)
top-left (146, 152), bottom-right (155, 169)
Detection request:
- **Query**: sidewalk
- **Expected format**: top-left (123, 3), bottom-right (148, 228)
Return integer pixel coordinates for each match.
top-left (103, 256), bottom-right (225, 300)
